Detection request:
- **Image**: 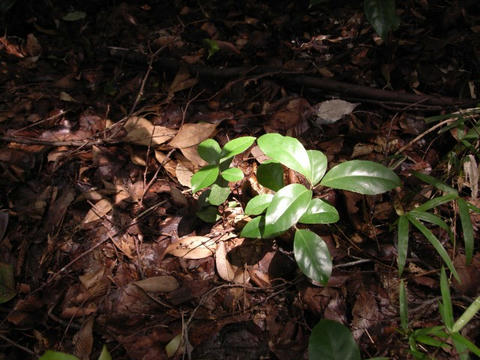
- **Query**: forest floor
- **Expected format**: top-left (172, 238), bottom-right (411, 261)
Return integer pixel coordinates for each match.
top-left (0, 1), bottom-right (479, 359)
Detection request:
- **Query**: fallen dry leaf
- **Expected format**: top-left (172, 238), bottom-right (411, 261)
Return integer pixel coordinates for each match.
top-left (134, 276), bottom-right (179, 292)
top-left (165, 236), bottom-right (217, 259)
top-left (123, 116), bottom-right (177, 146)
top-left (168, 122), bottom-right (217, 149)
top-left (73, 316), bottom-right (94, 360)
top-left (216, 240), bottom-right (236, 281)
top-left (82, 198), bottom-right (112, 224)
top-left (167, 66), bottom-right (199, 101)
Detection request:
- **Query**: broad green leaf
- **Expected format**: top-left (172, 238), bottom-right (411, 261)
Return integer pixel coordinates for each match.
top-left (257, 161), bottom-right (284, 191)
top-left (452, 296), bottom-right (480, 333)
top-left (412, 171), bottom-right (458, 195)
top-left (257, 134), bottom-right (312, 182)
top-left (197, 139), bottom-right (221, 164)
top-left (206, 181), bottom-right (231, 206)
top-left (320, 160), bottom-right (401, 195)
top-left (264, 184), bottom-right (312, 236)
top-left (399, 280), bottom-right (408, 332)
top-left (0, 262), bottom-right (16, 304)
top-left (414, 193), bottom-right (458, 212)
top-left (241, 216), bottom-right (284, 239)
top-left (39, 351), bottom-right (80, 360)
top-left (220, 136), bottom-right (256, 161)
top-left (191, 165), bottom-right (219, 193)
top-left (294, 229), bottom-right (332, 285)
top-left (245, 194), bottom-right (274, 216)
top-left (451, 332), bottom-right (480, 357)
top-left (203, 39), bottom-right (219, 59)
top-left (299, 198), bottom-right (339, 224)
top-left (407, 214), bottom-right (459, 281)
top-left (165, 333), bottom-right (182, 358)
top-left (221, 167), bottom-right (244, 182)
top-left (397, 215), bottom-right (409, 276)
top-left (364, 0), bottom-right (400, 40)
top-left (409, 210), bottom-right (453, 240)
top-left (307, 150), bottom-right (327, 186)
top-left (457, 198), bottom-right (474, 264)
top-left (439, 267), bottom-right (454, 330)
top-left (309, 319), bottom-right (361, 360)
top-left (98, 345), bottom-right (112, 360)
top-left (196, 206), bottom-right (219, 223)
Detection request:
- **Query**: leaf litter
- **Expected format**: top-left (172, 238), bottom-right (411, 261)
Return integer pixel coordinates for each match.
top-left (0, 1), bottom-right (479, 359)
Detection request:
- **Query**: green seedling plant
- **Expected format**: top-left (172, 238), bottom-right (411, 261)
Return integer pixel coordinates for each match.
top-left (399, 271), bottom-right (480, 360)
top-left (192, 133), bottom-right (401, 358)
top-left (395, 171), bottom-right (479, 280)
top-left (192, 133), bottom-right (401, 285)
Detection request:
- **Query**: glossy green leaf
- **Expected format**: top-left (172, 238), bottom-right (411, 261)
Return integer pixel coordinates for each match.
top-left (264, 184), bottom-right (312, 236)
top-left (457, 198), bottom-right (474, 264)
top-left (364, 0), bottom-right (400, 39)
top-left (413, 171), bottom-right (458, 195)
top-left (39, 351), bottom-right (80, 360)
top-left (452, 296), bottom-right (480, 333)
top-left (245, 194), bottom-right (274, 216)
top-left (196, 206), bottom-right (220, 223)
top-left (320, 160), bottom-right (401, 195)
top-left (414, 193), bottom-right (458, 212)
top-left (299, 198), bottom-right (339, 224)
top-left (239, 215), bottom-right (286, 239)
top-left (98, 345), bottom-right (112, 360)
top-left (294, 229), bottom-right (332, 285)
top-left (399, 280), bottom-right (408, 332)
top-left (406, 214), bottom-right (459, 281)
top-left (309, 319), bottom-right (361, 360)
top-left (451, 332), bottom-right (480, 357)
top-left (409, 210), bottom-right (453, 241)
top-left (221, 167), bottom-right (244, 182)
top-left (206, 181), bottom-right (231, 206)
top-left (257, 161), bottom-right (284, 191)
top-left (197, 139), bottom-right (221, 164)
top-left (439, 267), bottom-right (454, 330)
top-left (307, 150), bottom-right (327, 186)
top-left (191, 165), bottom-right (219, 193)
top-left (397, 215), bottom-right (409, 276)
top-left (220, 136), bottom-right (256, 161)
top-left (257, 134), bottom-right (312, 182)
top-left (0, 262), bottom-right (16, 304)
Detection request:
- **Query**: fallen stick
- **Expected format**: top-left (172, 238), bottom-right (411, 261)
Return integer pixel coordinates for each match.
top-left (108, 47), bottom-right (477, 109)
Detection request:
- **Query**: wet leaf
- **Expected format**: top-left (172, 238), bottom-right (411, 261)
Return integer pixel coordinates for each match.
top-left (294, 229), bottom-right (332, 285)
top-left (309, 319), bottom-right (361, 360)
top-left (165, 236), bottom-right (216, 259)
top-left (320, 160), bottom-right (401, 195)
top-left (134, 276), bottom-right (179, 292)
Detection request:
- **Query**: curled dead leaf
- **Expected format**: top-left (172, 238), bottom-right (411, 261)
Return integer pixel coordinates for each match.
top-left (215, 241), bottom-right (236, 282)
top-left (165, 236), bottom-right (217, 259)
top-left (123, 116), bottom-right (177, 146)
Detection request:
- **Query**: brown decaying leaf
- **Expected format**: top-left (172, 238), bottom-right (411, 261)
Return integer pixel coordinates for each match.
top-left (175, 160), bottom-right (194, 188)
top-left (74, 316), bottom-right (94, 360)
top-left (215, 240), bottom-right (236, 282)
top-left (82, 198), bottom-right (112, 224)
top-left (168, 122), bottom-right (217, 149)
top-left (134, 276), bottom-right (179, 293)
top-left (0, 211), bottom-right (8, 241)
top-left (167, 66), bottom-right (199, 101)
top-left (165, 236), bottom-right (217, 259)
top-left (180, 145), bottom-right (208, 167)
top-left (123, 116), bottom-right (177, 146)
